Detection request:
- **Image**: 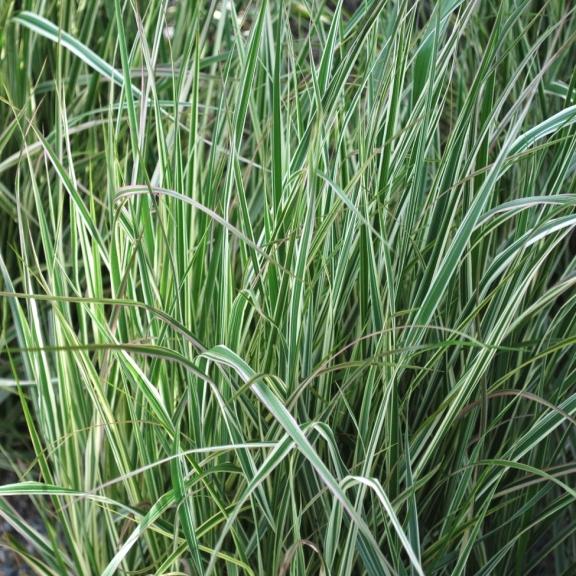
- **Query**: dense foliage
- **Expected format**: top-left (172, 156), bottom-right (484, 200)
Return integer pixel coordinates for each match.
top-left (1, 0), bottom-right (575, 574)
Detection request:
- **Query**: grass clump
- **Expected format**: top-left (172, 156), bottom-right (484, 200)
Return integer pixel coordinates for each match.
top-left (1, 0), bottom-right (576, 574)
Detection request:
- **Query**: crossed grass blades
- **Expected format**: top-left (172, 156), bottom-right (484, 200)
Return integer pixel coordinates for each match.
top-left (0, 0), bottom-right (575, 574)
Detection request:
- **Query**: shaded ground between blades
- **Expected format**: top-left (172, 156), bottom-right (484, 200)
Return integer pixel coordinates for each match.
top-left (0, 472), bottom-right (37, 575)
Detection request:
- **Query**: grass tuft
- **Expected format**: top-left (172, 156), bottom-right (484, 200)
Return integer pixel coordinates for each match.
top-left (1, 0), bottom-right (575, 574)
